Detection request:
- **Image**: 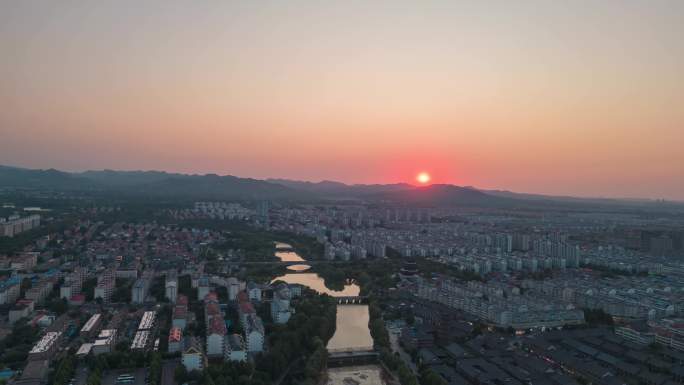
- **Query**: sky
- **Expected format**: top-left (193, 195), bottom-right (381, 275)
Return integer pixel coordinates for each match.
top-left (1, 1), bottom-right (683, 199)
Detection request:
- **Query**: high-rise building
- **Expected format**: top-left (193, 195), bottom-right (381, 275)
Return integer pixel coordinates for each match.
top-left (227, 277), bottom-right (241, 301)
top-left (650, 235), bottom-right (673, 255)
top-left (165, 273), bottom-right (178, 303)
top-left (256, 201), bottom-right (270, 229)
top-left (270, 285), bottom-right (292, 324)
top-left (197, 276), bottom-right (210, 300)
top-left (94, 269), bottom-right (115, 303)
top-left (0, 277), bottom-right (21, 305)
top-left (495, 234), bottom-right (513, 253)
top-left (132, 278), bottom-right (150, 304)
top-left (245, 314), bottom-right (264, 352)
top-left (512, 234), bottom-right (531, 251)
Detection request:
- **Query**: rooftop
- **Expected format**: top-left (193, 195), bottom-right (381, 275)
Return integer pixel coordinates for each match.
top-left (169, 327), bottom-right (182, 343)
top-left (80, 314), bottom-right (101, 333)
top-left (138, 311), bottom-right (156, 330)
top-left (131, 330), bottom-right (150, 349)
top-left (29, 332), bottom-right (62, 354)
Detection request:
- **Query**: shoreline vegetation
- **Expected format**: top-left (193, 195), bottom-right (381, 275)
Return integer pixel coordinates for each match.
top-left (198, 224), bottom-right (336, 385)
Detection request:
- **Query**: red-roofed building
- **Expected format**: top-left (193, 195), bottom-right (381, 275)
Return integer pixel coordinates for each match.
top-left (205, 302), bottom-right (221, 323)
top-left (30, 312), bottom-right (55, 327)
top-left (172, 293), bottom-right (189, 330)
top-left (208, 315), bottom-right (227, 335)
top-left (236, 291), bottom-right (249, 304)
top-left (203, 291), bottom-right (218, 303)
top-left (239, 301), bottom-right (256, 329)
top-left (69, 294), bottom-right (85, 306)
top-left (206, 316), bottom-right (226, 357)
top-left (168, 327), bottom-right (183, 353)
top-left (17, 299), bottom-right (35, 312)
top-left (173, 305), bottom-right (187, 319)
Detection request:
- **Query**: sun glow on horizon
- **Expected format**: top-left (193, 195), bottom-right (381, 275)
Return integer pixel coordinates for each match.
top-left (1, 2), bottom-right (683, 199)
top-left (416, 172), bottom-right (431, 184)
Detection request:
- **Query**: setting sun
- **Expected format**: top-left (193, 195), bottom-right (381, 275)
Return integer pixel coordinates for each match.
top-left (416, 172), bottom-right (431, 184)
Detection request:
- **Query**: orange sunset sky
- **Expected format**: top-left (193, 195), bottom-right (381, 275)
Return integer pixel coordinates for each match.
top-left (1, 1), bottom-right (683, 199)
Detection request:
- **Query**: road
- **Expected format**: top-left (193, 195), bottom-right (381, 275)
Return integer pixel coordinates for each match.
top-left (162, 360), bottom-right (179, 385)
top-left (74, 365), bottom-right (89, 385)
top-left (387, 326), bottom-right (417, 373)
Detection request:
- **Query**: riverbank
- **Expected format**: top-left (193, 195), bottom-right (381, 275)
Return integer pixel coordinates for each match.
top-left (273, 244), bottom-right (389, 384)
top-left (272, 241), bottom-right (450, 385)
top-left (258, 291), bottom-right (337, 385)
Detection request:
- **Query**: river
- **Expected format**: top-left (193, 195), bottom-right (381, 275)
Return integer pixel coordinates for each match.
top-left (273, 243), bottom-right (386, 385)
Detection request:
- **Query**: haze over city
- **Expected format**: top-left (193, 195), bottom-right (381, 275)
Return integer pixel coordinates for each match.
top-left (2, 1), bottom-right (683, 199)
top-left (3, 3), bottom-right (684, 385)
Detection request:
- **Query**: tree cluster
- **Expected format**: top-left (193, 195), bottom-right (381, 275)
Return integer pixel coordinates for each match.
top-left (51, 356), bottom-right (76, 385)
top-left (368, 300), bottom-right (420, 385)
top-left (583, 308), bottom-right (614, 325)
top-left (418, 364), bottom-right (448, 385)
top-left (251, 294), bottom-right (337, 385)
top-left (175, 362), bottom-right (253, 385)
top-left (148, 353), bottom-right (162, 385)
top-left (0, 322), bottom-right (41, 370)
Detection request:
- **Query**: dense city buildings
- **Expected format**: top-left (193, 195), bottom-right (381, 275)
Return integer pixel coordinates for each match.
top-left (3, 0), bottom-right (684, 381)
top-left (0, 214), bottom-right (40, 237)
top-left (1, 193), bottom-right (683, 385)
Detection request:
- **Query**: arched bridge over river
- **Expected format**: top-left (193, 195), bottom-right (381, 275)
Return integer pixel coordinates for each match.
top-left (334, 296), bottom-right (369, 305)
top-left (327, 347), bottom-right (380, 368)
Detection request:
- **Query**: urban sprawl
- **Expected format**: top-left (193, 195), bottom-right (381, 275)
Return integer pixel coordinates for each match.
top-left (0, 199), bottom-right (683, 385)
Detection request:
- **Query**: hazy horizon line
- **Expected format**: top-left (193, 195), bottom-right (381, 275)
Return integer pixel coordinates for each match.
top-left (2, 162), bottom-right (681, 203)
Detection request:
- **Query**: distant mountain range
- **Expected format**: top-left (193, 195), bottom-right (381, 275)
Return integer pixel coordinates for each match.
top-left (266, 178), bottom-right (414, 197)
top-left (0, 165), bottom-right (300, 200)
top-left (1, 165), bottom-right (681, 209)
top-left (0, 165), bottom-right (98, 190)
top-left (268, 178), bottom-right (507, 204)
top-left (267, 178), bottom-right (509, 206)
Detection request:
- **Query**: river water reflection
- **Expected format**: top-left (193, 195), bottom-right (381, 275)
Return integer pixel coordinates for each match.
top-left (327, 305), bottom-right (373, 350)
top-left (273, 243), bottom-right (383, 384)
top-left (272, 244), bottom-right (373, 350)
top-left (272, 273), bottom-right (359, 297)
top-left (275, 242), bottom-right (313, 271)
